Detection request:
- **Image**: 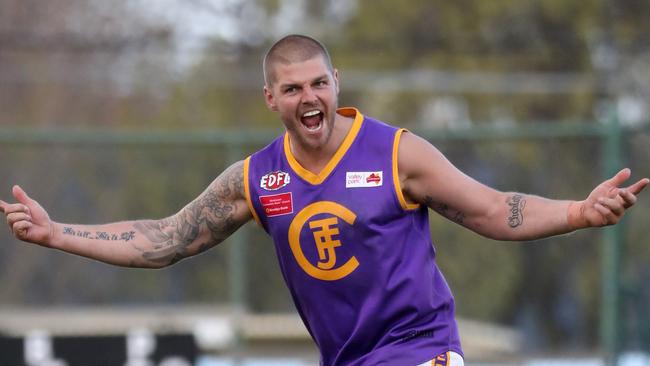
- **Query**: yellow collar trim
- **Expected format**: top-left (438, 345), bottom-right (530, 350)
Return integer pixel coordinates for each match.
top-left (284, 107), bottom-right (364, 185)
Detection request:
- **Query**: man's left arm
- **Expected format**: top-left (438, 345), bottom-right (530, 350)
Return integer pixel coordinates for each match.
top-left (398, 132), bottom-right (649, 241)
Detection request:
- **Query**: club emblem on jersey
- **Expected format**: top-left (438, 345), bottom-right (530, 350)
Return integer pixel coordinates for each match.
top-left (288, 201), bottom-right (359, 281)
top-left (260, 171), bottom-right (291, 190)
top-left (346, 171), bottom-right (383, 188)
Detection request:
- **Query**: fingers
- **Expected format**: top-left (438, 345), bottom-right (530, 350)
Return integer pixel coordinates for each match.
top-left (619, 189), bottom-right (637, 208)
top-left (12, 220), bottom-right (33, 239)
top-left (586, 172), bottom-right (646, 227)
top-left (2, 186), bottom-right (33, 216)
top-left (626, 178), bottom-right (650, 195)
top-left (12, 185), bottom-right (33, 206)
top-left (0, 201), bottom-right (30, 215)
top-left (593, 203), bottom-right (618, 225)
top-left (4, 204), bottom-right (31, 231)
top-left (1, 186), bottom-right (32, 214)
top-left (2, 198), bottom-right (34, 239)
top-left (7, 211), bottom-right (32, 226)
top-left (606, 168), bottom-right (631, 188)
top-left (597, 196), bottom-right (625, 216)
top-left (593, 188), bottom-right (638, 225)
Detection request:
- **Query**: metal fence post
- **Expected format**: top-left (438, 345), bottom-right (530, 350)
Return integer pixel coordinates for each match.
top-left (601, 109), bottom-right (623, 366)
top-left (227, 144), bottom-right (248, 365)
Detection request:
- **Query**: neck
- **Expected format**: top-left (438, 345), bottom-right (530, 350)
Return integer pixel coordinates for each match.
top-left (289, 111), bottom-right (354, 175)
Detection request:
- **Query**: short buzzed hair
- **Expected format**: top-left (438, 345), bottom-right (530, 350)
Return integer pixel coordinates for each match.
top-left (263, 34), bottom-right (334, 86)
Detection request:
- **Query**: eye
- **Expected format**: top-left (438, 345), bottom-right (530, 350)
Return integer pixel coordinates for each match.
top-left (284, 87), bottom-right (297, 94)
top-left (315, 80), bottom-right (328, 87)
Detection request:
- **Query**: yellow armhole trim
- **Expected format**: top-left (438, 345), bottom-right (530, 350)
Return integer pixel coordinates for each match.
top-left (284, 107), bottom-right (364, 185)
top-left (243, 157), bottom-right (262, 226)
top-left (392, 129), bottom-right (420, 211)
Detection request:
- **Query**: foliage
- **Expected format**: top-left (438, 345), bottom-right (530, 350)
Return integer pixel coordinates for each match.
top-left (1, 0), bottom-right (649, 353)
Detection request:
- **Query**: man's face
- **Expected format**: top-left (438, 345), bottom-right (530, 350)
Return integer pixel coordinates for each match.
top-left (264, 56), bottom-right (339, 151)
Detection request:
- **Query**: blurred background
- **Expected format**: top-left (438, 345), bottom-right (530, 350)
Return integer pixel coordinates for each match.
top-left (0, 0), bottom-right (649, 365)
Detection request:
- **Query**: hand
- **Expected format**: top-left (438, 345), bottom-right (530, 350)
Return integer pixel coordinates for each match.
top-left (0, 185), bottom-right (54, 246)
top-left (569, 168), bottom-right (649, 229)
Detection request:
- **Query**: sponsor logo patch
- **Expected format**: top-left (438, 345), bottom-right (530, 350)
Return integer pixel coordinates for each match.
top-left (260, 192), bottom-right (293, 217)
top-left (346, 171), bottom-right (383, 188)
top-left (260, 171), bottom-right (291, 190)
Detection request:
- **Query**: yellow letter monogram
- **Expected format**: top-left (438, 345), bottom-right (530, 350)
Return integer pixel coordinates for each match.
top-left (288, 201), bottom-right (359, 281)
top-left (309, 217), bottom-right (341, 270)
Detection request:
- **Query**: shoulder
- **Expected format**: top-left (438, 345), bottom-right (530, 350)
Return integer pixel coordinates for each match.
top-left (354, 114), bottom-right (401, 153)
top-left (397, 131), bottom-right (443, 178)
top-left (214, 160), bottom-right (246, 199)
top-left (396, 130), bottom-right (456, 203)
top-left (359, 113), bottom-right (400, 134)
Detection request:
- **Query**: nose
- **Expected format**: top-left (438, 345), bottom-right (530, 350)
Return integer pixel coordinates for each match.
top-left (300, 86), bottom-right (318, 104)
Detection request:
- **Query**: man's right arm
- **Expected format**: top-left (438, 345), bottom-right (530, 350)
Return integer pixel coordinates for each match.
top-left (0, 161), bottom-right (252, 268)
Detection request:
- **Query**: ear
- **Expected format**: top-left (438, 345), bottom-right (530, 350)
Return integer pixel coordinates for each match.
top-left (263, 85), bottom-right (278, 111)
top-left (333, 68), bottom-right (340, 94)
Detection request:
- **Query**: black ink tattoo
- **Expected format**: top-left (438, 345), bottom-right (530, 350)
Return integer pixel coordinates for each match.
top-left (423, 196), bottom-right (465, 225)
top-left (133, 161), bottom-right (247, 265)
top-left (506, 194), bottom-right (526, 228)
top-left (120, 231), bottom-right (136, 242)
top-left (62, 227), bottom-right (137, 242)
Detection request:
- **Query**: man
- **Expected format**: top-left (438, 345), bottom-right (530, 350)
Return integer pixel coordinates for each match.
top-left (1, 34), bottom-right (648, 366)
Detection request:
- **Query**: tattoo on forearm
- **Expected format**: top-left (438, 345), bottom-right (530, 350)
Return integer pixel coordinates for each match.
top-left (423, 196), bottom-right (465, 225)
top-left (62, 227), bottom-right (136, 242)
top-left (133, 161), bottom-right (246, 265)
top-left (506, 194), bottom-right (526, 228)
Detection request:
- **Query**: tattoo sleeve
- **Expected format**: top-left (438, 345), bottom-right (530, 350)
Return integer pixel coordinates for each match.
top-left (133, 161), bottom-right (247, 266)
top-left (506, 194), bottom-right (526, 228)
top-left (423, 196), bottom-right (465, 225)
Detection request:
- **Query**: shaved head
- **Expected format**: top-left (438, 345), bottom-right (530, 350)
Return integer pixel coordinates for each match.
top-left (263, 34), bottom-right (334, 87)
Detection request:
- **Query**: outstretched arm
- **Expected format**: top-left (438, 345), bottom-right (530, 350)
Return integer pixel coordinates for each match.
top-left (0, 161), bottom-right (252, 268)
top-left (398, 132), bottom-right (649, 241)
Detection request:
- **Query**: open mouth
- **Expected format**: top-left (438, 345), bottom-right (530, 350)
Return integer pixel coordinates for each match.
top-left (300, 110), bottom-right (324, 132)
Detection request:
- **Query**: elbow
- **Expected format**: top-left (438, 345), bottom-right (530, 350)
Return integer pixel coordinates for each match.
top-left (474, 226), bottom-right (522, 241)
top-left (143, 250), bottom-right (185, 269)
top-left (146, 260), bottom-right (176, 270)
top-left (473, 217), bottom-right (540, 242)
top-left (474, 225), bottom-right (516, 242)
top-left (471, 205), bottom-right (518, 241)
top-left (126, 249), bottom-right (185, 269)
top-left (122, 258), bottom-right (169, 270)
top-left (470, 192), bottom-right (541, 242)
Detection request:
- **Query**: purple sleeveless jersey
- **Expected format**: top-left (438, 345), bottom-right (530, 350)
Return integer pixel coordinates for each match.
top-left (244, 108), bottom-right (463, 366)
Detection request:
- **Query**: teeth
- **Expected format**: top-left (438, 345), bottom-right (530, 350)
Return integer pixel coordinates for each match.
top-left (303, 110), bottom-right (320, 117)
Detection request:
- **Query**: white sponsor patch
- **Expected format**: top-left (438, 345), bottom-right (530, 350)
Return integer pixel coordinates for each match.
top-left (346, 171), bottom-right (383, 188)
top-left (260, 171), bottom-right (291, 190)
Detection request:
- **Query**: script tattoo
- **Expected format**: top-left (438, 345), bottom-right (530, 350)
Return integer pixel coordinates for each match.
top-left (133, 161), bottom-right (246, 266)
top-left (506, 194), bottom-right (526, 228)
top-left (62, 227), bottom-right (136, 242)
top-left (423, 196), bottom-right (465, 225)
